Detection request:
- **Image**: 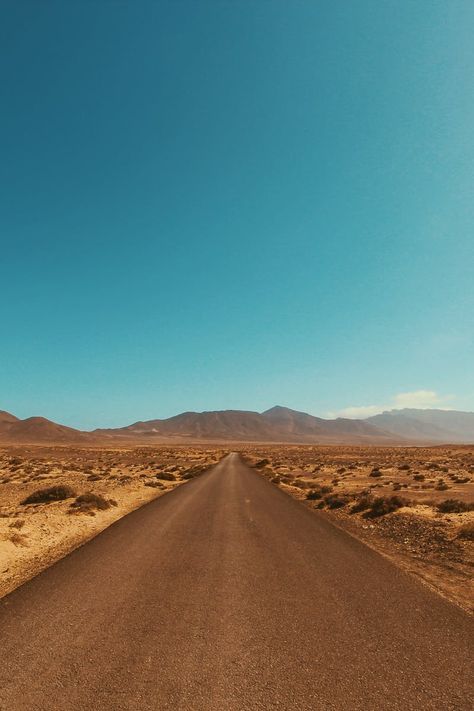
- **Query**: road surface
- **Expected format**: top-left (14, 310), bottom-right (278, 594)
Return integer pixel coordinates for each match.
top-left (0, 453), bottom-right (473, 710)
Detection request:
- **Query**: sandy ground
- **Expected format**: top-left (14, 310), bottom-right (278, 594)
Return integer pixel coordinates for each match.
top-left (0, 445), bottom-right (225, 598)
top-left (242, 445), bottom-right (474, 613)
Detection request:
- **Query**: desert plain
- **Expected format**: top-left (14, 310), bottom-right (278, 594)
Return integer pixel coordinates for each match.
top-left (1, 442), bottom-right (472, 613)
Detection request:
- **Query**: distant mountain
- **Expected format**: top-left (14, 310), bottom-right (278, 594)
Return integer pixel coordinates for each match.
top-left (366, 409), bottom-right (474, 443)
top-left (97, 405), bottom-right (398, 444)
top-left (0, 415), bottom-right (93, 444)
top-left (3, 405), bottom-right (474, 445)
top-left (0, 410), bottom-right (20, 424)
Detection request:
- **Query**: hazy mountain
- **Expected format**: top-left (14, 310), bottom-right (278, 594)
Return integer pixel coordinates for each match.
top-left (367, 409), bottom-right (474, 443)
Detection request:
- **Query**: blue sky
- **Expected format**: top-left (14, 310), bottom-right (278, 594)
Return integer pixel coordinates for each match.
top-left (1, 1), bottom-right (473, 429)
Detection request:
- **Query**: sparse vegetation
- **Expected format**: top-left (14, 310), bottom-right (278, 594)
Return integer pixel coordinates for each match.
top-left (21, 485), bottom-right (76, 505)
top-left (365, 495), bottom-right (408, 518)
top-left (437, 499), bottom-right (473, 514)
top-left (69, 492), bottom-right (111, 513)
top-left (323, 494), bottom-right (350, 509)
top-left (369, 469), bottom-right (382, 478)
top-left (155, 471), bottom-right (176, 481)
top-left (351, 495), bottom-right (373, 513)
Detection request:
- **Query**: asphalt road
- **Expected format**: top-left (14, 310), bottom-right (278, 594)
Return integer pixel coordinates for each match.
top-left (0, 453), bottom-right (473, 710)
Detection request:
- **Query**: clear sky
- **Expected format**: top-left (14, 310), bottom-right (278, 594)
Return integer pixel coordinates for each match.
top-left (1, 1), bottom-right (473, 429)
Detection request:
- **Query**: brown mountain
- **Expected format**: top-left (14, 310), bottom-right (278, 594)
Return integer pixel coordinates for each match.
top-left (0, 415), bottom-right (93, 444)
top-left (97, 406), bottom-right (398, 444)
top-left (7, 405), bottom-right (473, 445)
top-left (0, 410), bottom-right (20, 425)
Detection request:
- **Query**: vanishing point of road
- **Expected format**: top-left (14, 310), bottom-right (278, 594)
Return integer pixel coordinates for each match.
top-left (0, 453), bottom-right (473, 710)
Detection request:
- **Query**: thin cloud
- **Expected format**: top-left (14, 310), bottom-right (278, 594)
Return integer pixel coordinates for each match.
top-left (332, 390), bottom-right (453, 419)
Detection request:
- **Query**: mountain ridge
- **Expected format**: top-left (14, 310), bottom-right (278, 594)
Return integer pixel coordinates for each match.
top-left (1, 406), bottom-right (473, 445)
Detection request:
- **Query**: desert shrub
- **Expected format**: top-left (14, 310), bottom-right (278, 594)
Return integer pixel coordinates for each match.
top-left (369, 469), bottom-right (382, 478)
top-left (351, 495), bottom-right (373, 513)
top-left (320, 485), bottom-right (333, 494)
top-left (365, 495), bottom-right (408, 518)
top-left (457, 523), bottom-right (474, 541)
top-left (155, 471), bottom-right (176, 481)
top-left (413, 474), bottom-right (425, 481)
top-left (87, 474), bottom-right (102, 481)
top-left (21, 485), bottom-right (76, 505)
top-left (271, 475), bottom-right (281, 484)
top-left (435, 481), bottom-right (450, 491)
top-left (145, 481), bottom-right (163, 488)
top-left (393, 482), bottom-right (402, 491)
top-left (70, 492), bottom-right (111, 512)
top-left (254, 459), bottom-right (269, 468)
top-left (306, 489), bottom-right (323, 500)
top-left (324, 494), bottom-right (350, 509)
top-left (398, 464), bottom-right (410, 471)
top-left (437, 499), bottom-right (474, 514)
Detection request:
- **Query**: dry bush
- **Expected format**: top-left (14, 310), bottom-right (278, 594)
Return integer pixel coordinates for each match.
top-left (351, 495), bottom-right (374, 513)
top-left (306, 488), bottom-right (323, 500)
top-left (323, 494), bottom-right (350, 509)
top-left (21, 485), bottom-right (76, 505)
top-left (437, 499), bottom-right (474, 514)
top-left (155, 471), bottom-right (176, 481)
top-left (70, 492), bottom-right (111, 512)
top-left (365, 495), bottom-right (408, 518)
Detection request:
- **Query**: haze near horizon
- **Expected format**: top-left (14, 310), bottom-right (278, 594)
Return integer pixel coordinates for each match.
top-left (1, 1), bottom-right (473, 429)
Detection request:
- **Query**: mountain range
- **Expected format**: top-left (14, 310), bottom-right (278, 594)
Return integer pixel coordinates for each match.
top-left (1, 405), bottom-right (473, 445)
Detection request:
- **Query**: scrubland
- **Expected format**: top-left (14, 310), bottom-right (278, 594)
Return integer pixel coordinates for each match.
top-left (0, 445), bottom-right (224, 597)
top-left (243, 445), bottom-right (474, 612)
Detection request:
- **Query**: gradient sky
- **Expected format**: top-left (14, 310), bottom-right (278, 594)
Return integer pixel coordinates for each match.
top-left (1, 1), bottom-right (473, 429)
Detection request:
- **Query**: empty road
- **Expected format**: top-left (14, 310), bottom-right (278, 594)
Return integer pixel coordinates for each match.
top-left (0, 453), bottom-right (473, 710)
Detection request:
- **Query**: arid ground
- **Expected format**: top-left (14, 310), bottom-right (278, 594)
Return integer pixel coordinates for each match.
top-left (1, 451), bottom-right (472, 710)
top-left (1, 443), bottom-right (472, 613)
top-left (0, 445), bottom-right (225, 597)
top-left (242, 445), bottom-right (474, 612)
